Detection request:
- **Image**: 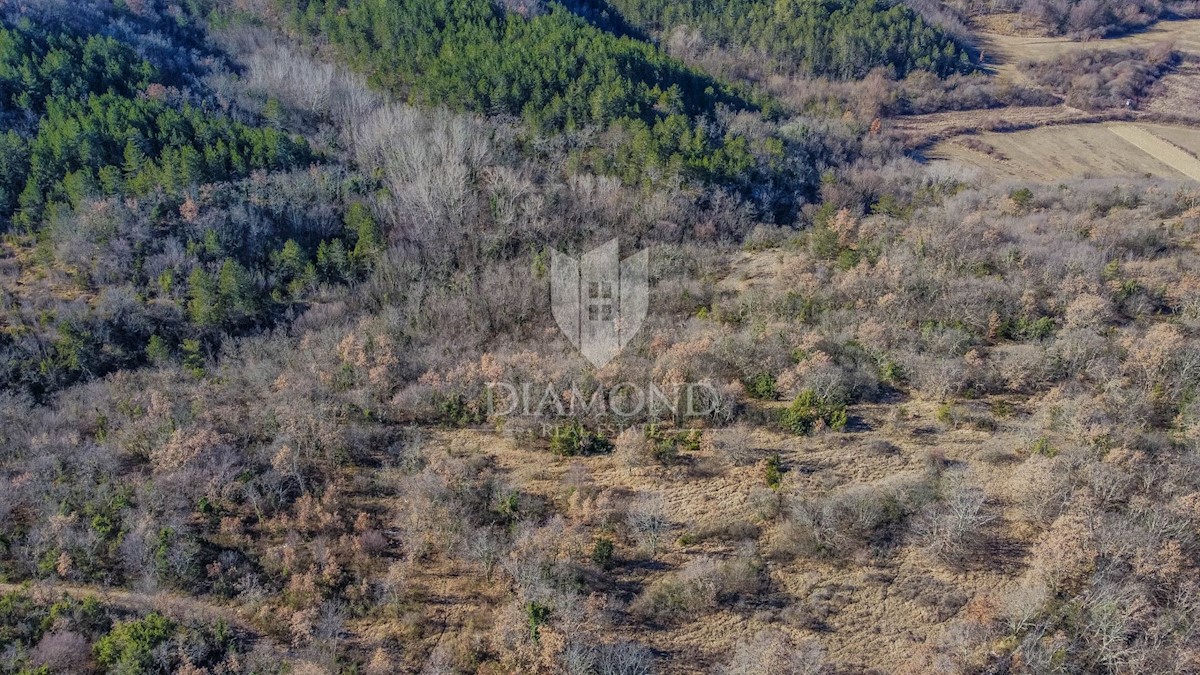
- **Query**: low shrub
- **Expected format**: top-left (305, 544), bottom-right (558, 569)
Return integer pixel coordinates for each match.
top-left (743, 372), bottom-right (777, 400)
top-left (591, 538), bottom-right (615, 570)
top-left (631, 552), bottom-right (763, 622)
top-left (781, 390), bottom-right (848, 435)
top-left (549, 421), bottom-right (613, 456)
top-left (765, 453), bottom-right (784, 490)
top-left (94, 613), bottom-right (175, 673)
top-left (645, 425), bottom-right (702, 465)
top-left (1021, 46), bottom-right (1178, 110)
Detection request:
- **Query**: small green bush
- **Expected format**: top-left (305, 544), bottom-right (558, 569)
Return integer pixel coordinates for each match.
top-left (1001, 315), bottom-right (1057, 341)
top-left (935, 402), bottom-right (956, 427)
top-left (808, 225), bottom-right (842, 259)
top-left (879, 359), bottom-right (903, 384)
top-left (591, 538), bottom-right (615, 569)
top-left (991, 400), bottom-right (1015, 418)
top-left (145, 335), bottom-right (169, 364)
top-left (1009, 187), bottom-right (1034, 210)
top-left (645, 425), bottom-right (702, 465)
top-left (526, 602), bottom-right (550, 641)
top-left (765, 453), bottom-right (783, 489)
top-left (95, 612), bottom-right (175, 673)
top-left (1031, 436), bottom-right (1058, 458)
top-left (432, 392), bottom-right (483, 426)
top-left (549, 421), bottom-right (612, 456)
top-left (181, 339), bottom-right (205, 378)
top-left (836, 247), bottom-right (861, 271)
top-left (744, 372), bottom-right (777, 400)
top-left (780, 389), bottom-right (847, 435)
top-left (495, 491), bottom-right (520, 520)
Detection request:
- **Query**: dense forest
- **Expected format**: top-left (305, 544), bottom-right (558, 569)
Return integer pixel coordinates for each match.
top-left (281, 0), bottom-right (767, 185)
top-left (605, 0), bottom-right (972, 78)
top-left (0, 0), bottom-right (1199, 673)
top-left (0, 15), bottom-right (312, 226)
top-left (0, 4), bottom-right (373, 399)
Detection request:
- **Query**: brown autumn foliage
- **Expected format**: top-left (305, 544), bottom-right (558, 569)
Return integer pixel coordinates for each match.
top-left (2, 1), bottom-right (1200, 673)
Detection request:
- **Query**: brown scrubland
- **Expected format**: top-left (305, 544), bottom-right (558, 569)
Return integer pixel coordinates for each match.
top-left (2, 2), bottom-right (1200, 674)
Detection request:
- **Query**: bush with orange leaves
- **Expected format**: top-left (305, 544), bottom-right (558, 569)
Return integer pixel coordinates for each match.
top-left (151, 426), bottom-right (233, 474)
top-left (281, 482), bottom-right (347, 536)
top-left (336, 322), bottom-right (402, 392)
top-left (1027, 513), bottom-right (1099, 595)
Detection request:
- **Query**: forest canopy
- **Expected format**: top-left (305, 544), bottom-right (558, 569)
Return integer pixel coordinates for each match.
top-left (0, 8), bottom-right (363, 399)
top-left (0, 20), bottom-right (312, 229)
top-left (280, 0), bottom-right (773, 185)
top-left (605, 0), bottom-right (973, 79)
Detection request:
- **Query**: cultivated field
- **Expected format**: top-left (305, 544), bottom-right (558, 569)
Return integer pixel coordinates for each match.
top-left (913, 18), bottom-right (1200, 183)
top-left (1150, 121), bottom-right (1200, 154)
top-left (925, 122), bottom-right (1200, 182)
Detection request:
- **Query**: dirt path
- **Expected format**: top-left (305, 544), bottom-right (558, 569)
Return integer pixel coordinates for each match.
top-left (891, 105), bottom-right (1131, 147)
top-left (1106, 123), bottom-right (1200, 180)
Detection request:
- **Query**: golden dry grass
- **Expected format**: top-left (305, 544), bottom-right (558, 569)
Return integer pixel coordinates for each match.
top-left (977, 17), bottom-right (1200, 78)
top-left (384, 384), bottom-right (1041, 673)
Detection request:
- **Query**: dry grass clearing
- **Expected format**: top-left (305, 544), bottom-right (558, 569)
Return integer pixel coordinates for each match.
top-left (977, 17), bottom-right (1200, 78)
top-left (1147, 117), bottom-right (1200, 155)
top-left (398, 399), bottom-right (1031, 673)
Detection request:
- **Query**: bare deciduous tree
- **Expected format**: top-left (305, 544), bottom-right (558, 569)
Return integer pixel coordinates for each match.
top-left (914, 472), bottom-right (996, 565)
top-left (627, 493), bottom-right (671, 554)
top-left (722, 629), bottom-right (828, 675)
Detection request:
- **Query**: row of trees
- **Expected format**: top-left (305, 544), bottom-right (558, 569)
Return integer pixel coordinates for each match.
top-left (947, 0), bottom-right (1198, 39)
top-left (1020, 44), bottom-right (1178, 110)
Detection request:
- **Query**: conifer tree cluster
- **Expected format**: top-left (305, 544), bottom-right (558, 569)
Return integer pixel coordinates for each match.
top-left (608, 0), bottom-right (972, 79)
top-left (0, 21), bottom-right (312, 229)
